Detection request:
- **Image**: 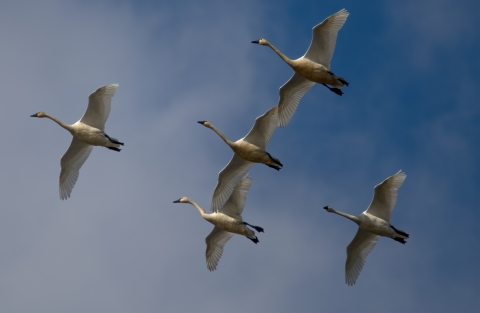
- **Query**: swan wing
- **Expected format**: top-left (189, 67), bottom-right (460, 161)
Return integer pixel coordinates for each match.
top-left (59, 137), bottom-right (93, 200)
top-left (210, 155), bottom-right (254, 212)
top-left (277, 73), bottom-right (315, 127)
top-left (304, 8), bottom-right (349, 68)
top-left (242, 106), bottom-right (278, 149)
top-left (220, 176), bottom-right (253, 219)
top-left (205, 226), bottom-right (234, 271)
top-left (80, 84), bottom-right (118, 130)
top-left (345, 229), bottom-right (379, 286)
top-left (366, 170), bottom-right (407, 222)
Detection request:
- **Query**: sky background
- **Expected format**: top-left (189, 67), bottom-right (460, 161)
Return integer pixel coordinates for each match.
top-left (0, 0), bottom-right (478, 312)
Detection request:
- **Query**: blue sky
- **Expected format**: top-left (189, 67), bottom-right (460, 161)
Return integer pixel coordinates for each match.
top-left (0, 0), bottom-right (478, 312)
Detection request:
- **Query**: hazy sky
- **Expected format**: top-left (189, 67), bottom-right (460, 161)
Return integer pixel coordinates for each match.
top-left (0, 0), bottom-right (478, 312)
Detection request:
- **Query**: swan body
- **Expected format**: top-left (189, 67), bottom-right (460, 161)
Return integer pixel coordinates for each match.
top-left (324, 170), bottom-right (409, 285)
top-left (31, 84), bottom-right (123, 200)
top-left (174, 176), bottom-right (263, 271)
top-left (252, 8), bottom-right (349, 127)
top-left (199, 106), bottom-right (281, 212)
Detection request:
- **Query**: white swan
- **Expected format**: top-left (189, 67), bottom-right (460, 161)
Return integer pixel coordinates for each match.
top-left (198, 106), bottom-right (280, 212)
top-left (252, 8), bottom-right (349, 127)
top-left (173, 176), bottom-right (263, 271)
top-left (31, 84), bottom-right (123, 200)
top-left (323, 170), bottom-right (409, 286)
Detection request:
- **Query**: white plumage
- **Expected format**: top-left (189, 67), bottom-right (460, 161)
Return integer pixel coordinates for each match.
top-left (199, 106), bottom-right (281, 212)
top-left (174, 176), bottom-right (263, 271)
top-left (31, 84), bottom-right (123, 200)
top-left (252, 9), bottom-right (349, 127)
top-left (324, 170), bottom-right (409, 285)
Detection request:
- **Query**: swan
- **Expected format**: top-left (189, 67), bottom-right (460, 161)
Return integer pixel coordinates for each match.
top-left (252, 8), bottom-right (349, 127)
top-left (323, 170), bottom-right (409, 286)
top-left (198, 106), bottom-right (280, 212)
top-left (30, 84), bottom-right (123, 200)
top-left (173, 176), bottom-right (263, 271)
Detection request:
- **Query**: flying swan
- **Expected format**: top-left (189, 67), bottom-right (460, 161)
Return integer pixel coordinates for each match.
top-left (173, 176), bottom-right (263, 271)
top-left (252, 8), bottom-right (349, 127)
top-left (324, 170), bottom-right (409, 285)
top-left (30, 84), bottom-right (123, 200)
top-left (198, 106), bottom-right (280, 212)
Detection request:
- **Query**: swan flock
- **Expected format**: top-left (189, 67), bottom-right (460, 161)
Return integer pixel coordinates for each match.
top-left (30, 8), bottom-right (410, 285)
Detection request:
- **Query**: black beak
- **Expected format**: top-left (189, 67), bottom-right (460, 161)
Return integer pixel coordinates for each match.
top-left (251, 40), bottom-right (259, 44)
top-left (173, 199), bottom-right (181, 203)
top-left (323, 206), bottom-right (329, 210)
top-left (197, 121), bottom-right (206, 125)
top-left (30, 113), bottom-right (38, 117)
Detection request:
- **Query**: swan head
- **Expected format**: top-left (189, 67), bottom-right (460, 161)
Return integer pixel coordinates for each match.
top-left (173, 197), bottom-right (189, 204)
top-left (251, 38), bottom-right (268, 45)
top-left (197, 121), bottom-right (212, 128)
top-left (323, 205), bottom-right (334, 212)
top-left (30, 111), bottom-right (46, 118)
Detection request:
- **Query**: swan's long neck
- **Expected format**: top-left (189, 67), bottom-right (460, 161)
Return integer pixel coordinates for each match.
top-left (266, 42), bottom-right (294, 67)
top-left (45, 114), bottom-right (73, 132)
top-left (208, 125), bottom-right (235, 148)
top-left (330, 209), bottom-right (360, 224)
top-left (186, 199), bottom-right (207, 218)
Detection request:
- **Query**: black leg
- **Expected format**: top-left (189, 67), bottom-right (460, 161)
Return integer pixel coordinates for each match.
top-left (104, 133), bottom-right (124, 146)
top-left (107, 147), bottom-right (121, 152)
top-left (244, 222), bottom-right (264, 233)
top-left (391, 237), bottom-right (406, 244)
top-left (247, 236), bottom-right (259, 244)
top-left (322, 84), bottom-right (343, 96)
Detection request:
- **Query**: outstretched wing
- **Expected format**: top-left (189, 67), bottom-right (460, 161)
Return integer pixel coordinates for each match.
top-left (242, 106), bottom-right (278, 148)
top-left (59, 137), bottom-right (93, 200)
top-left (345, 228), bottom-right (379, 286)
top-left (210, 155), bottom-right (254, 212)
top-left (80, 84), bottom-right (118, 130)
top-left (205, 227), bottom-right (234, 271)
top-left (365, 170), bottom-right (407, 222)
top-left (220, 176), bottom-right (253, 219)
top-left (304, 8), bottom-right (349, 69)
top-left (277, 73), bottom-right (315, 128)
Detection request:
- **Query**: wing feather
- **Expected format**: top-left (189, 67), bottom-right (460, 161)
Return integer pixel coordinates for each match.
top-left (59, 138), bottom-right (93, 200)
top-left (220, 176), bottom-right (253, 219)
top-left (304, 8), bottom-right (349, 68)
top-left (80, 84), bottom-right (118, 130)
top-left (242, 106), bottom-right (278, 148)
top-left (277, 74), bottom-right (315, 127)
top-left (205, 227), bottom-right (234, 271)
top-left (210, 155), bottom-right (253, 212)
top-left (345, 229), bottom-right (379, 286)
top-left (365, 170), bottom-right (407, 222)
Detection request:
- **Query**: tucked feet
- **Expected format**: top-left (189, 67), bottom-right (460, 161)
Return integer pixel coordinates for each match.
top-left (390, 225), bottom-right (409, 238)
top-left (392, 237), bottom-right (407, 244)
top-left (337, 77), bottom-right (349, 86)
top-left (266, 153), bottom-right (283, 170)
top-left (107, 147), bottom-right (121, 152)
top-left (266, 164), bottom-right (282, 171)
top-left (104, 134), bottom-right (124, 146)
top-left (322, 84), bottom-right (343, 96)
top-left (248, 236), bottom-right (259, 244)
top-left (244, 222), bottom-right (264, 233)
